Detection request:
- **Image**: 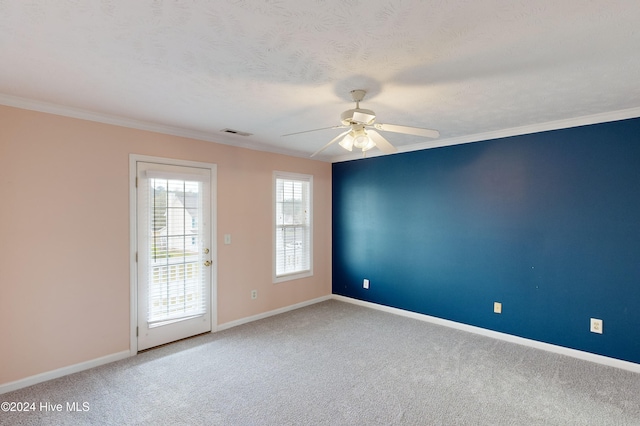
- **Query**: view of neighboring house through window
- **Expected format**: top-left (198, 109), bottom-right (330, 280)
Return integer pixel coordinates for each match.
top-left (274, 171), bottom-right (312, 282)
top-left (148, 177), bottom-right (204, 324)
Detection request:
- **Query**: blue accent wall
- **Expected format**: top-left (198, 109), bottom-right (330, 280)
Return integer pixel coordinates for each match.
top-left (332, 117), bottom-right (640, 364)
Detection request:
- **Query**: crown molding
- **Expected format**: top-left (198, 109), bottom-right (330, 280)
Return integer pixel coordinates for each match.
top-left (0, 94), bottom-right (312, 160)
top-left (3, 94), bottom-right (639, 164)
top-left (331, 106), bottom-right (640, 163)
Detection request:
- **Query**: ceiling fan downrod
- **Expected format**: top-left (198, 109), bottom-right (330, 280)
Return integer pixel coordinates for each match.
top-left (350, 89), bottom-right (366, 108)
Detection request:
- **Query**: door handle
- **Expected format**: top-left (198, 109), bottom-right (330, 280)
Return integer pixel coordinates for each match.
top-left (204, 260), bottom-right (212, 267)
top-left (203, 248), bottom-right (209, 254)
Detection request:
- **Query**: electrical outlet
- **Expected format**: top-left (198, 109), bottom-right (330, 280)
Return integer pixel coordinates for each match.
top-left (363, 279), bottom-right (369, 289)
top-left (590, 318), bottom-right (603, 334)
top-left (494, 302), bottom-right (502, 314)
top-left (251, 290), bottom-right (257, 300)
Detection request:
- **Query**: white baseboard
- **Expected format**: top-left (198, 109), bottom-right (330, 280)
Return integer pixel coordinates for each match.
top-left (332, 295), bottom-right (640, 374)
top-left (1, 296), bottom-right (332, 395)
top-left (0, 350), bottom-right (131, 395)
top-left (7, 294), bottom-right (631, 395)
top-left (216, 295), bottom-right (332, 332)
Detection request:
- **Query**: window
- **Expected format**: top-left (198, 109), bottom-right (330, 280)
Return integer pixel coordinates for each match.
top-left (274, 171), bottom-right (312, 282)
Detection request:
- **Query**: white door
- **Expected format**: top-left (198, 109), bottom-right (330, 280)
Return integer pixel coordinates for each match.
top-left (136, 161), bottom-right (214, 351)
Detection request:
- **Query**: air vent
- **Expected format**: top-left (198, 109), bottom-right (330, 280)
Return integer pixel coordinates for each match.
top-left (220, 128), bottom-right (253, 137)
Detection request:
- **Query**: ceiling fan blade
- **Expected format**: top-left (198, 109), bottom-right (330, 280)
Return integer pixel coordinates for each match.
top-left (310, 130), bottom-right (351, 157)
top-left (367, 129), bottom-right (397, 154)
top-left (282, 125), bottom-right (346, 137)
top-left (373, 123), bottom-right (440, 139)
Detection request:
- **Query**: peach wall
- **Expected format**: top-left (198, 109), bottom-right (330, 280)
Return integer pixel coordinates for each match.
top-left (0, 105), bottom-right (331, 385)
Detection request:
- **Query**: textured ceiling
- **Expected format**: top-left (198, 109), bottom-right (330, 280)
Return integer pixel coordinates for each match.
top-left (1, 0), bottom-right (639, 161)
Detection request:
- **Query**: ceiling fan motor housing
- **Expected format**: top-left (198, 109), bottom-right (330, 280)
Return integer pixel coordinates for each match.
top-left (341, 108), bottom-right (376, 125)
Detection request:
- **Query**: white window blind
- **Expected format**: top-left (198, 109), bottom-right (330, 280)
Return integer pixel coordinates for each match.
top-left (141, 170), bottom-right (209, 326)
top-left (274, 172), bottom-right (313, 282)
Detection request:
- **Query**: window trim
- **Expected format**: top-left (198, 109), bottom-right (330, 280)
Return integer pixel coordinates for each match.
top-left (273, 171), bottom-right (313, 283)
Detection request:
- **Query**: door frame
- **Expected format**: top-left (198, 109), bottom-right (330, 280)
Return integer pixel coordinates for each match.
top-left (129, 154), bottom-right (217, 355)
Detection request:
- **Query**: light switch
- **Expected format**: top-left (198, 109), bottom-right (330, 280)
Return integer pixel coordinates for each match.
top-left (224, 234), bottom-right (231, 245)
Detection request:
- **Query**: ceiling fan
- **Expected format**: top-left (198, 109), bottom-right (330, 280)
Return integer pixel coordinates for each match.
top-left (283, 89), bottom-right (440, 157)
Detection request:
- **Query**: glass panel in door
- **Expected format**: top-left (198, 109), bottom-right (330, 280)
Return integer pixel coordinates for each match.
top-left (137, 162), bottom-right (212, 351)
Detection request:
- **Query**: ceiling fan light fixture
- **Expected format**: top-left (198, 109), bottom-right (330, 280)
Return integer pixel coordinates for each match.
top-left (353, 135), bottom-right (368, 148)
top-left (361, 136), bottom-right (376, 152)
top-left (339, 133), bottom-right (354, 151)
top-left (352, 129), bottom-right (375, 151)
